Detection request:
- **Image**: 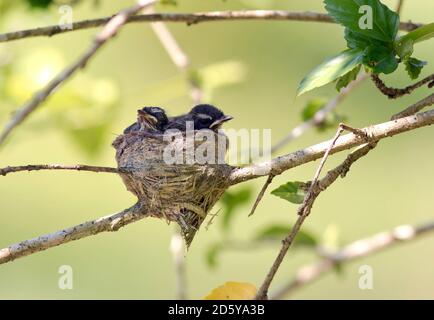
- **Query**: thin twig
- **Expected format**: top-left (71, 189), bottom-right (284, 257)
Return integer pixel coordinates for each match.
top-left (248, 174), bottom-right (275, 217)
top-left (0, 164), bottom-right (125, 176)
top-left (271, 220), bottom-right (434, 299)
top-left (0, 203), bottom-right (146, 265)
top-left (391, 93), bottom-right (434, 120)
top-left (146, 7), bottom-right (202, 104)
top-left (0, 0), bottom-right (157, 147)
top-left (229, 109), bottom-right (434, 185)
top-left (271, 72), bottom-right (368, 154)
top-left (371, 73), bottom-right (434, 99)
top-left (396, 0), bottom-right (405, 14)
top-left (0, 11), bottom-right (422, 43)
top-left (170, 229), bottom-right (187, 300)
top-left (255, 124), bottom-right (345, 300)
top-left (1, 110), bottom-right (433, 264)
top-left (147, 7), bottom-right (201, 298)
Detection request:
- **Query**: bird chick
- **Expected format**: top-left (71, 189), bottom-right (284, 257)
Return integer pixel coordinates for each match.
top-left (124, 106), bottom-right (168, 134)
top-left (166, 104), bottom-right (233, 131)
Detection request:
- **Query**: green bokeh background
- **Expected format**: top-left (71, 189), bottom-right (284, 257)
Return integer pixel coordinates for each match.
top-left (0, 0), bottom-right (433, 299)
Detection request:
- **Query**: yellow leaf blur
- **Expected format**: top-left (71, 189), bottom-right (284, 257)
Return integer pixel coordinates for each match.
top-left (204, 282), bottom-right (257, 300)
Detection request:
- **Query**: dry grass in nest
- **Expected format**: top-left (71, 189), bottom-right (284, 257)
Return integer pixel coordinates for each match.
top-left (112, 130), bottom-right (232, 246)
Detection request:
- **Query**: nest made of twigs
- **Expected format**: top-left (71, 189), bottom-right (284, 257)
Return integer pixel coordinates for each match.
top-left (112, 130), bottom-right (232, 246)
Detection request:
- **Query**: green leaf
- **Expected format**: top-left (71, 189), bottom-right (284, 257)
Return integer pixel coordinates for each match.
top-left (297, 49), bottom-right (364, 96)
top-left (205, 243), bottom-right (223, 269)
top-left (336, 64), bottom-right (361, 91)
top-left (220, 188), bottom-right (252, 232)
top-left (364, 45), bottom-right (398, 74)
top-left (344, 28), bottom-right (387, 50)
top-left (271, 181), bottom-right (307, 205)
top-left (394, 24), bottom-right (434, 60)
top-left (26, 0), bottom-right (54, 9)
top-left (397, 23), bottom-right (434, 46)
top-left (255, 224), bottom-right (318, 248)
top-left (324, 0), bottom-right (399, 42)
top-left (160, 0), bottom-right (178, 5)
top-left (404, 57), bottom-right (427, 80)
top-left (301, 98), bottom-right (328, 121)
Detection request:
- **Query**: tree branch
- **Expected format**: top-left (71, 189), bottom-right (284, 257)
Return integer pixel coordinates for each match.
top-left (0, 164), bottom-right (124, 176)
top-left (371, 73), bottom-right (434, 99)
top-left (271, 220), bottom-right (434, 299)
top-left (255, 124), bottom-right (346, 299)
top-left (229, 109), bottom-right (434, 185)
top-left (391, 93), bottom-right (434, 120)
top-left (0, 0), bottom-right (157, 147)
top-left (271, 72), bottom-right (368, 154)
top-left (1, 109), bottom-right (433, 265)
top-left (0, 11), bottom-right (422, 43)
top-left (0, 203), bottom-right (146, 265)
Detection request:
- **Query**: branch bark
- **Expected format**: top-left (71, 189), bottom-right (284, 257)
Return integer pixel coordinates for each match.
top-left (0, 0), bottom-right (157, 147)
top-left (0, 11), bottom-right (422, 43)
top-left (1, 109), bottom-right (433, 265)
top-left (271, 72), bottom-right (368, 154)
top-left (271, 221), bottom-right (434, 299)
top-left (229, 109), bottom-right (434, 185)
top-left (0, 164), bottom-right (124, 176)
top-left (0, 203), bottom-right (146, 265)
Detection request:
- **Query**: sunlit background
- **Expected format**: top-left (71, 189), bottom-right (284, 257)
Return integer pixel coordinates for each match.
top-left (0, 0), bottom-right (433, 299)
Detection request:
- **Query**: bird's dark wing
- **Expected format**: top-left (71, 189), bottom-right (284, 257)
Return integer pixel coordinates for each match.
top-left (123, 122), bottom-right (140, 134)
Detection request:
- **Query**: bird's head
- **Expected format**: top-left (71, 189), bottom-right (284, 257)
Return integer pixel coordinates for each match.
top-left (137, 106), bottom-right (169, 131)
top-left (190, 104), bottom-right (233, 130)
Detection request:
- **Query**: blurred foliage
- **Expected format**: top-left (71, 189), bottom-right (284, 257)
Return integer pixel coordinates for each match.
top-left (271, 181), bottom-right (308, 205)
top-left (1, 47), bottom-right (120, 157)
top-left (204, 281), bottom-right (257, 300)
top-left (220, 187), bottom-right (253, 232)
top-left (301, 98), bottom-right (348, 132)
top-left (0, 0), bottom-right (433, 299)
top-left (254, 224), bottom-right (317, 247)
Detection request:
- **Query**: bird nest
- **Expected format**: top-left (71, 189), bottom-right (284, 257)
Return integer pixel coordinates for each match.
top-left (112, 130), bottom-right (232, 246)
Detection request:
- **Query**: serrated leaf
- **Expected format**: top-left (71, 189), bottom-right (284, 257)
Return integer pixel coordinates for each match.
top-left (204, 282), bottom-right (257, 300)
top-left (336, 64), bottom-right (361, 91)
top-left (324, 0), bottom-right (399, 42)
top-left (297, 49), bottom-right (364, 96)
top-left (221, 188), bottom-right (252, 231)
top-left (364, 45), bottom-right (398, 74)
top-left (404, 57), bottom-right (427, 80)
top-left (255, 224), bottom-right (318, 247)
top-left (271, 181), bottom-right (307, 204)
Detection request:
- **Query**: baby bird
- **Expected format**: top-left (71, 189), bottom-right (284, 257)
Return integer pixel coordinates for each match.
top-left (166, 104), bottom-right (233, 131)
top-left (124, 106), bottom-right (168, 134)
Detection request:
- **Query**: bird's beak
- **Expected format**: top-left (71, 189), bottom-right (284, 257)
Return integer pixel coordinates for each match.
top-left (138, 110), bottom-right (158, 125)
top-left (210, 115), bottom-right (233, 129)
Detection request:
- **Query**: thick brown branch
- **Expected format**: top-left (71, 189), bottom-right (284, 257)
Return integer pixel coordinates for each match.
top-left (0, 203), bottom-right (147, 265)
top-left (0, 164), bottom-right (124, 176)
top-left (0, 0), bottom-right (157, 147)
top-left (271, 220), bottom-right (434, 299)
top-left (0, 11), bottom-right (421, 43)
